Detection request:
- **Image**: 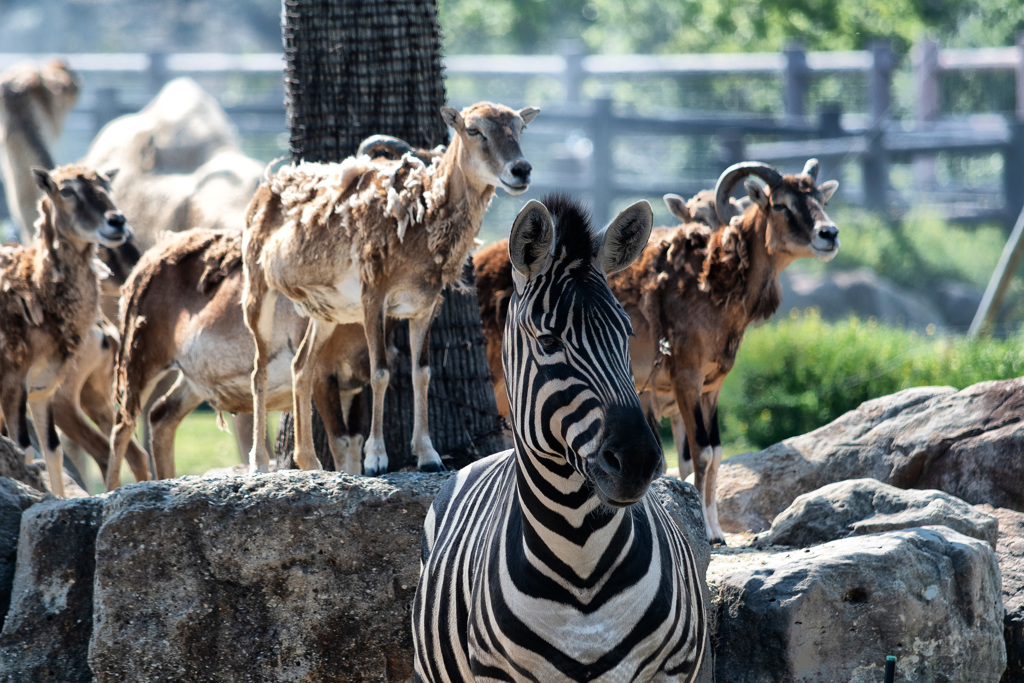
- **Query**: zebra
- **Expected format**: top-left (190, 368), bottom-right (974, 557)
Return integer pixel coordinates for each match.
top-left (413, 194), bottom-right (707, 682)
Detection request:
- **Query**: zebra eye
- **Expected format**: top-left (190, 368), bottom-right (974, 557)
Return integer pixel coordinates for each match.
top-left (537, 334), bottom-right (562, 352)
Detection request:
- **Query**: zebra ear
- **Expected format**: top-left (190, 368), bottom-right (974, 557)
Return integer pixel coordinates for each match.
top-left (600, 200), bottom-right (652, 275)
top-left (509, 199), bottom-right (555, 279)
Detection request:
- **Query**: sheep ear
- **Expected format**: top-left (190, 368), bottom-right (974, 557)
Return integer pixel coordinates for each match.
top-left (745, 179), bottom-right (769, 210)
top-left (518, 106), bottom-right (540, 126)
top-left (818, 179), bottom-right (839, 204)
top-left (104, 168), bottom-right (119, 183)
top-left (440, 106), bottom-right (464, 131)
top-left (663, 193), bottom-right (690, 223)
top-left (32, 167), bottom-right (57, 194)
top-left (509, 200), bottom-right (555, 279)
top-left (600, 200), bottom-right (652, 275)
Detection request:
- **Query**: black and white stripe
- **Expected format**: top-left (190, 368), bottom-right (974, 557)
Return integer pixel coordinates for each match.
top-left (413, 195), bottom-right (707, 682)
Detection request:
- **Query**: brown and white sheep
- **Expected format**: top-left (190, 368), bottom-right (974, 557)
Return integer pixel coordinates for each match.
top-left (0, 163), bottom-right (132, 497)
top-left (242, 101), bottom-right (538, 477)
top-left (106, 227), bottom-right (371, 489)
top-left (474, 159), bottom-right (840, 544)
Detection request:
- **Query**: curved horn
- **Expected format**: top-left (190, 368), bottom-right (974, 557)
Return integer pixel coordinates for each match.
top-left (357, 134), bottom-right (413, 160)
top-left (801, 158), bottom-right (820, 181)
top-left (714, 161), bottom-right (783, 225)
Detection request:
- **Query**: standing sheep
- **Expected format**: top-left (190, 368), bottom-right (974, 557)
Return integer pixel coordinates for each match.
top-left (242, 101), bottom-right (538, 477)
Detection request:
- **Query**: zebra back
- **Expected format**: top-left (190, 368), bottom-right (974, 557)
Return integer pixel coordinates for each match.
top-left (414, 194), bottom-right (707, 682)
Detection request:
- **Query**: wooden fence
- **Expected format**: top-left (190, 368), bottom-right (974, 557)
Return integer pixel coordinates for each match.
top-left (1, 37), bottom-right (1023, 230)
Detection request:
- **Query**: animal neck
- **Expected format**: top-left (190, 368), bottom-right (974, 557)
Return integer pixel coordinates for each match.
top-left (32, 206), bottom-right (99, 290)
top-left (739, 212), bottom-right (785, 323)
top-left (439, 136), bottom-right (496, 222)
top-left (511, 435), bottom-right (635, 580)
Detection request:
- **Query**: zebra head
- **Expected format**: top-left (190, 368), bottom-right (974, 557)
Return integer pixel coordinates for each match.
top-left (504, 194), bottom-right (665, 507)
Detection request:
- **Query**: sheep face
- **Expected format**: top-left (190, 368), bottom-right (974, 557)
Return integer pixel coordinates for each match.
top-left (33, 165), bottom-right (130, 249)
top-left (441, 102), bottom-right (539, 195)
top-left (746, 174), bottom-right (840, 262)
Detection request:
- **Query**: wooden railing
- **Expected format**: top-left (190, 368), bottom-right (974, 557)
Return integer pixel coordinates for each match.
top-left (1, 37), bottom-right (1023, 229)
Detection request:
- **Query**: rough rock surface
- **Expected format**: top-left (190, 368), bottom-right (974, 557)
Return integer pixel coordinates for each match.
top-left (708, 527), bottom-right (1006, 683)
top-left (0, 477), bottom-right (49, 620)
top-left (0, 437), bottom-right (46, 493)
top-left (0, 495), bottom-right (104, 683)
top-left (0, 469), bottom-right (710, 682)
top-left (760, 477), bottom-right (999, 549)
top-left (717, 378), bottom-right (1024, 533)
top-left (977, 505), bottom-right (1024, 683)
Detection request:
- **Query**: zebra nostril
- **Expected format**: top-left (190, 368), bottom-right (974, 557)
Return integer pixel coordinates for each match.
top-left (602, 448), bottom-right (623, 474)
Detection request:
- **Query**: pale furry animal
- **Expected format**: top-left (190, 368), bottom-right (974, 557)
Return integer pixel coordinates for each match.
top-left (242, 101), bottom-right (538, 477)
top-left (0, 164), bottom-right (132, 497)
top-left (106, 228), bottom-right (371, 489)
top-left (0, 60), bottom-right (79, 242)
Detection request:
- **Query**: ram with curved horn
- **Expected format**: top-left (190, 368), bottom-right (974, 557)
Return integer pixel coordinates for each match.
top-left (474, 158), bottom-right (840, 544)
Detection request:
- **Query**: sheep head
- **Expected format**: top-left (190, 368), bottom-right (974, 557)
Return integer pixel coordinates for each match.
top-left (714, 158), bottom-right (840, 262)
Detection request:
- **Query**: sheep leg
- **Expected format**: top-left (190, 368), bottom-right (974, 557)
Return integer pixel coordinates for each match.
top-left (79, 380), bottom-right (150, 483)
top-left (312, 372), bottom-right (362, 475)
top-left (291, 319), bottom-right (332, 471)
top-left (678, 395), bottom-right (719, 544)
top-left (1, 376), bottom-right (32, 463)
top-left (244, 287), bottom-right (278, 473)
top-left (670, 413), bottom-right (692, 479)
top-left (408, 313), bottom-right (444, 473)
top-left (28, 400), bottom-right (64, 498)
top-left (362, 295), bottom-right (390, 477)
top-left (148, 373), bottom-right (204, 479)
top-left (703, 400), bottom-right (726, 544)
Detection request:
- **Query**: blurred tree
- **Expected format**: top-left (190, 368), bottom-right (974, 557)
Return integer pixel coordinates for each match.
top-left (276, 0), bottom-right (507, 472)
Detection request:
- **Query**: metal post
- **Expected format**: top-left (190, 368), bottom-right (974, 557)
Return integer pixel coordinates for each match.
top-left (863, 41), bottom-right (894, 213)
top-left (590, 96), bottom-right (613, 227)
top-left (912, 37), bottom-right (940, 193)
top-left (783, 43), bottom-right (807, 122)
top-left (561, 40), bottom-right (585, 107)
top-left (970, 203), bottom-right (1024, 337)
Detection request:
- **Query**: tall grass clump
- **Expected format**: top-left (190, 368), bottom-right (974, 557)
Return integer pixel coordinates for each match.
top-left (718, 309), bottom-right (1024, 450)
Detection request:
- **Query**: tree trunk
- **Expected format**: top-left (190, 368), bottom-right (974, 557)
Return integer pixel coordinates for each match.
top-left (274, 0), bottom-right (507, 472)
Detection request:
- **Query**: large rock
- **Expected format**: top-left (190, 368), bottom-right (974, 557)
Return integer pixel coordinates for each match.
top-left (0, 495), bottom-right (104, 683)
top-left (718, 378), bottom-right (1024, 533)
top-left (977, 505), bottom-right (1024, 683)
top-left (0, 477), bottom-right (49, 620)
top-left (761, 478), bottom-right (999, 549)
top-left (0, 470), bottom-right (710, 681)
top-left (709, 527), bottom-right (1006, 682)
top-left (0, 436), bottom-right (46, 493)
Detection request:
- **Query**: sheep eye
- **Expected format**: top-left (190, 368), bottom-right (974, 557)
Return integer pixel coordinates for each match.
top-left (59, 187), bottom-right (76, 198)
top-left (467, 128), bottom-right (485, 139)
top-left (771, 203), bottom-right (787, 212)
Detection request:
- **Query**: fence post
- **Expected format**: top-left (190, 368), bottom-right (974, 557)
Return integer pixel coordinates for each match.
top-left (92, 86), bottom-right (121, 135)
top-left (1016, 32), bottom-right (1024, 120)
top-left (589, 96), bottom-right (613, 227)
top-left (561, 40), bottom-right (586, 107)
top-left (147, 52), bottom-right (169, 96)
top-left (863, 41), bottom-right (894, 213)
top-left (1004, 121), bottom-right (1024, 225)
top-left (912, 37), bottom-right (940, 193)
top-left (783, 42), bottom-right (808, 122)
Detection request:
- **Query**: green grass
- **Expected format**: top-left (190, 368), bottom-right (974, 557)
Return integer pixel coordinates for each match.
top-left (76, 410), bottom-right (280, 494)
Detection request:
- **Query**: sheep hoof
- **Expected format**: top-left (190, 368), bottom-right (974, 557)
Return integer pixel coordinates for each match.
top-left (417, 460), bottom-right (446, 474)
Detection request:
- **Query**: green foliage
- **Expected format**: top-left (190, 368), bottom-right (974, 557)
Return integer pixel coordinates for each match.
top-left (438, 0), bottom-right (1024, 56)
top-left (718, 310), bottom-right (1024, 449)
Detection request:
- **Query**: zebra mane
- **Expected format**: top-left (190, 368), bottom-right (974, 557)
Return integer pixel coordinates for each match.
top-left (537, 192), bottom-right (602, 266)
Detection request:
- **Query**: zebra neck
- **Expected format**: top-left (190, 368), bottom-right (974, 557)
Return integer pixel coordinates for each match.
top-left (513, 445), bottom-right (636, 579)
